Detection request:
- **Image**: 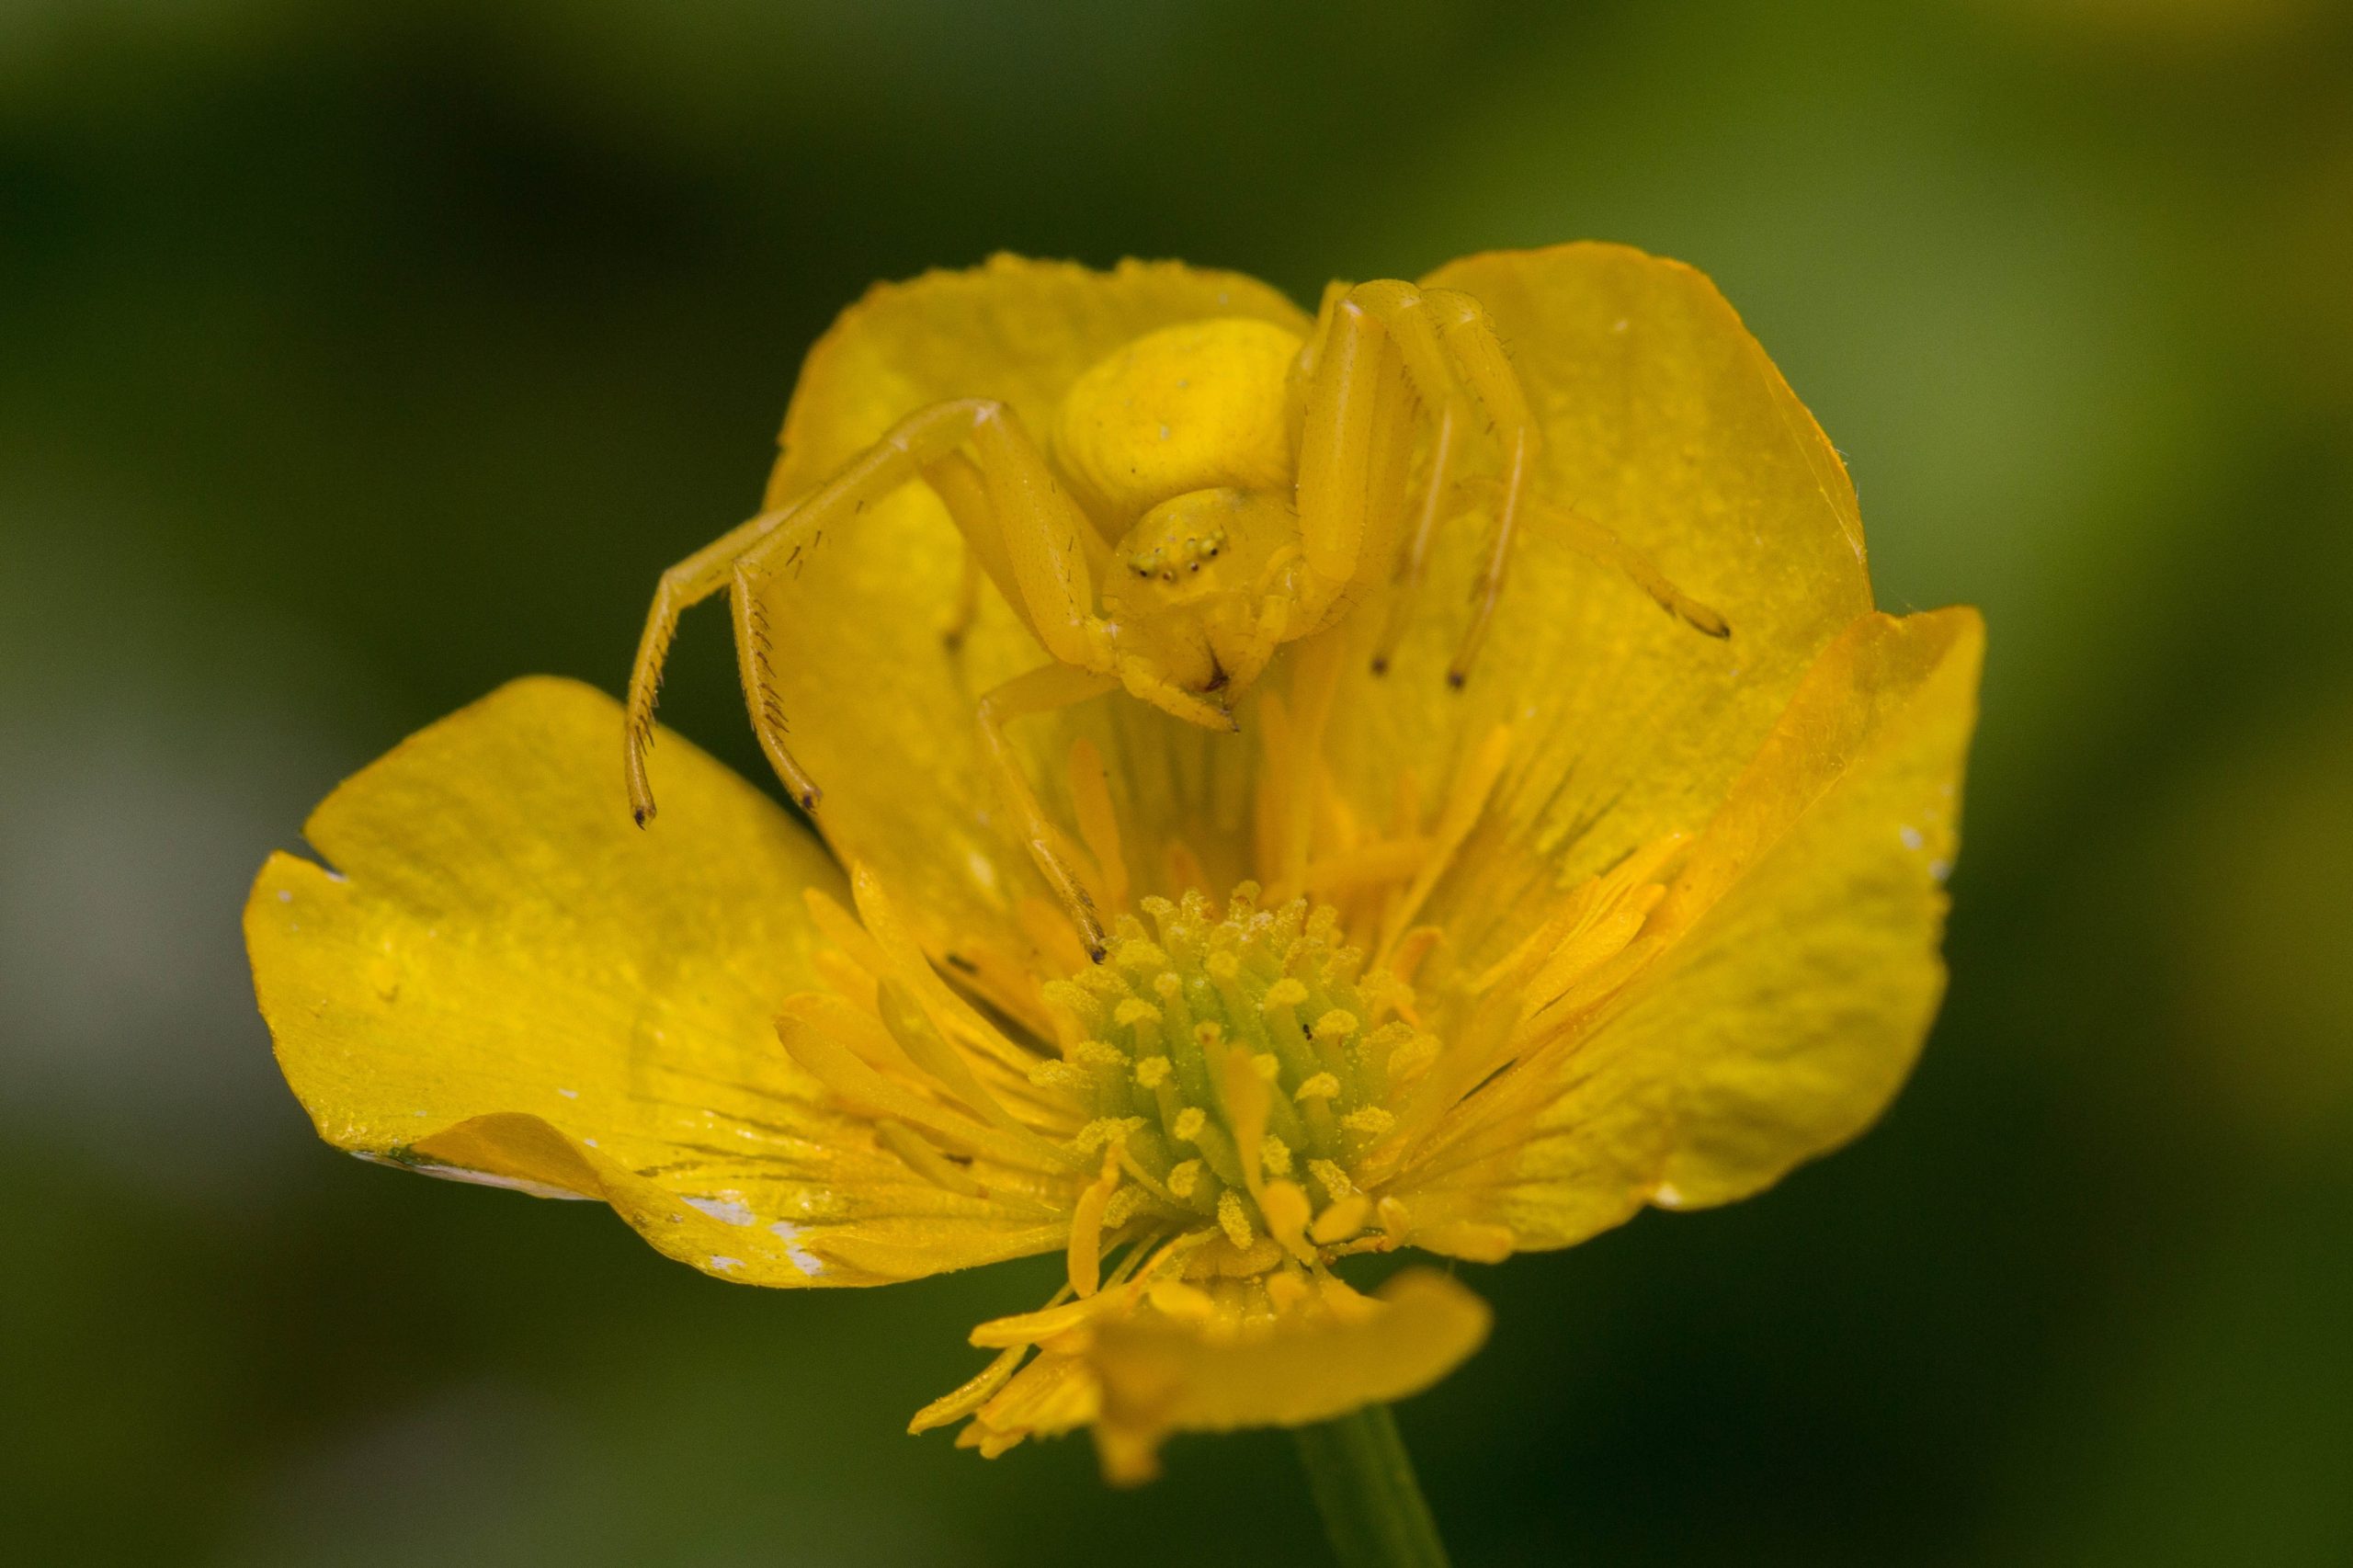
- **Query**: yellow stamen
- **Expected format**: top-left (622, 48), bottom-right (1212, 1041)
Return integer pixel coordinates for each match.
top-left (1252, 690), bottom-right (1293, 881)
top-left (908, 1343), bottom-right (1030, 1434)
top-left (1289, 838), bottom-right (1433, 898)
top-left (1146, 1278), bottom-right (1215, 1320)
top-left (1307, 1158), bottom-right (1356, 1200)
top-left (776, 1000), bottom-right (1075, 1173)
top-left (1273, 630), bottom-right (1347, 892)
top-left (1216, 1187), bottom-right (1255, 1249)
top-left (1309, 1193), bottom-right (1373, 1244)
top-left (876, 979), bottom-right (1029, 1135)
top-left (1067, 738), bottom-right (1131, 914)
top-left (1162, 838), bottom-right (1211, 899)
top-left (1101, 1184), bottom-right (1148, 1229)
top-left (1074, 1116), bottom-right (1143, 1154)
top-left (1260, 1178), bottom-right (1313, 1259)
top-left (877, 1119), bottom-right (985, 1198)
top-left (1007, 884), bottom-right (1455, 1293)
top-left (1065, 1149), bottom-right (1123, 1297)
top-left (852, 863), bottom-right (1045, 1082)
top-left (1474, 831), bottom-right (1685, 996)
top-left (1379, 724), bottom-right (1514, 960)
top-left (802, 886), bottom-right (888, 974)
top-left (812, 948), bottom-right (880, 1010)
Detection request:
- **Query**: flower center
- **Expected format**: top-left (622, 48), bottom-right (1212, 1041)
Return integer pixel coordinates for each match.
top-left (1035, 883), bottom-right (1430, 1264)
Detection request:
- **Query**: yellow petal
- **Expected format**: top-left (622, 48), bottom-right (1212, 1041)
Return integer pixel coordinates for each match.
top-left (1087, 1269), bottom-right (1491, 1482)
top-left (245, 676), bottom-right (1067, 1287)
top-left (749, 256), bottom-right (1310, 952)
top-left (1324, 243), bottom-right (1878, 969)
top-left (1394, 608), bottom-right (1984, 1246)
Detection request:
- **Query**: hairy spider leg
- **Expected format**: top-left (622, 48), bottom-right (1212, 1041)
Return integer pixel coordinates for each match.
top-left (1337, 281), bottom-right (1484, 678)
top-left (624, 503), bottom-right (810, 824)
top-left (1291, 281), bottom-right (1539, 685)
top-left (727, 400), bottom-right (1112, 831)
top-left (624, 398), bottom-right (1112, 827)
top-left (924, 449), bottom-right (1089, 653)
top-left (1422, 289), bottom-right (1539, 684)
top-left (782, 416), bottom-right (1137, 954)
top-left (1369, 400), bottom-right (1463, 676)
top-left (920, 447), bottom-right (1150, 951)
top-left (1480, 483), bottom-right (1731, 640)
top-left (926, 445), bottom-right (1249, 950)
top-left (1290, 290), bottom-right (1422, 637)
top-left (977, 661), bottom-right (1120, 960)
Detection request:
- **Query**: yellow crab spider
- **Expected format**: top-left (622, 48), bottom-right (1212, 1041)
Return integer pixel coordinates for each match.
top-left (623, 277), bottom-right (1727, 957)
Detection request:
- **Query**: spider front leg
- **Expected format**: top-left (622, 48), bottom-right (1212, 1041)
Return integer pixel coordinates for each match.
top-left (1338, 284), bottom-right (1540, 686)
top-left (1484, 483), bottom-right (1731, 640)
top-left (1290, 280), bottom-right (1539, 687)
top-left (626, 405), bottom-right (1004, 821)
top-left (1333, 281), bottom-right (1481, 677)
top-left (625, 504), bottom-right (813, 823)
top-left (1290, 288), bottom-right (1420, 636)
top-left (1369, 398), bottom-right (1461, 676)
top-left (626, 398), bottom-right (1114, 837)
top-left (1424, 288), bottom-right (1539, 684)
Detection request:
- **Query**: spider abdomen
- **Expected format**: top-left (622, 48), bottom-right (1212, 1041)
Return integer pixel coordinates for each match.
top-left (1052, 317), bottom-right (1302, 525)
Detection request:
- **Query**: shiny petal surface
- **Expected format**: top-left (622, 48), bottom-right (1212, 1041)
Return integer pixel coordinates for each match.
top-left (246, 676), bottom-right (1068, 1287)
top-left (1089, 1269), bottom-right (1492, 1481)
top-left (1324, 243), bottom-right (1879, 968)
top-left (746, 256), bottom-right (1311, 953)
top-left (1394, 608), bottom-right (1984, 1248)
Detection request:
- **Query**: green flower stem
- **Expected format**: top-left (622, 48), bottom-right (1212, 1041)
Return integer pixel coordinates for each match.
top-left (1292, 1403), bottom-right (1451, 1568)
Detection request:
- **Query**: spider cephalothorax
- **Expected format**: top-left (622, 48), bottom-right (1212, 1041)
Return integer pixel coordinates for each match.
top-left (623, 272), bottom-right (1725, 955)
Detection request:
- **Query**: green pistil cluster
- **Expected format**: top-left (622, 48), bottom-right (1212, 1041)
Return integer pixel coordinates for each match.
top-left (1034, 885), bottom-right (1431, 1249)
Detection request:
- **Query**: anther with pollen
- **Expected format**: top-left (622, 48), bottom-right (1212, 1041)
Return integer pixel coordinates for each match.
top-left (1029, 884), bottom-right (1437, 1262)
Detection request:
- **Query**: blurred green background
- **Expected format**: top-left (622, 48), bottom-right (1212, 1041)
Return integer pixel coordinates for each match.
top-left (5, 0), bottom-right (2350, 1562)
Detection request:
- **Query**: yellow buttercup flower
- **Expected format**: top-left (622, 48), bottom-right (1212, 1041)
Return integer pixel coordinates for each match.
top-left (245, 245), bottom-right (1982, 1485)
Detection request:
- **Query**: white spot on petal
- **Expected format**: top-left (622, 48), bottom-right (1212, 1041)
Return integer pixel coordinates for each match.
top-left (1900, 824), bottom-right (1925, 851)
top-left (709, 1255), bottom-right (745, 1273)
top-left (556, 1087), bottom-right (578, 1100)
top-left (1652, 1181), bottom-right (1686, 1210)
top-left (769, 1220), bottom-right (825, 1277)
top-left (685, 1196), bottom-right (757, 1227)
